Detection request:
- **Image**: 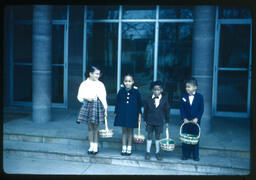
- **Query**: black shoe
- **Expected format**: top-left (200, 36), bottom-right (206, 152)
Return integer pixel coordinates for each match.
top-left (155, 153), bottom-right (162, 161)
top-left (121, 152), bottom-right (126, 156)
top-left (181, 156), bottom-right (188, 160)
top-left (145, 152), bottom-right (150, 160)
top-left (88, 150), bottom-right (93, 154)
top-left (193, 157), bottom-right (200, 161)
top-left (92, 151), bottom-right (98, 155)
top-left (126, 150), bottom-right (132, 156)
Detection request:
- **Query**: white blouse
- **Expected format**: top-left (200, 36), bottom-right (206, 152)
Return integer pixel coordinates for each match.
top-left (77, 78), bottom-right (108, 110)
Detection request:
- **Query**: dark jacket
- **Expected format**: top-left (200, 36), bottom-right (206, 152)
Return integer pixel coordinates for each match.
top-left (180, 92), bottom-right (204, 125)
top-left (144, 94), bottom-right (170, 126)
top-left (114, 87), bottom-right (143, 128)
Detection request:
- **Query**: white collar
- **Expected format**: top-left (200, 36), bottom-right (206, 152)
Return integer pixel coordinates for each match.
top-left (152, 94), bottom-right (162, 99)
top-left (189, 92), bottom-right (196, 96)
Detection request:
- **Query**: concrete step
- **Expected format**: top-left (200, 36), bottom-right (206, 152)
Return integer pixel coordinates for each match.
top-left (3, 140), bottom-right (250, 175)
top-left (4, 132), bottom-right (250, 160)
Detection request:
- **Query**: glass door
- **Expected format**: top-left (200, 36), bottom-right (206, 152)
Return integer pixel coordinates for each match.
top-left (213, 23), bottom-right (252, 117)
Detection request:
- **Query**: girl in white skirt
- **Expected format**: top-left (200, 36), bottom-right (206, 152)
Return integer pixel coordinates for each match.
top-left (77, 65), bottom-right (107, 155)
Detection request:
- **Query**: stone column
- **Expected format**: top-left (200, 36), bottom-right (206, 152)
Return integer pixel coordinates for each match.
top-left (32, 5), bottom-right (52, 123)
top-left (191, 6), bottom-right (216, 133)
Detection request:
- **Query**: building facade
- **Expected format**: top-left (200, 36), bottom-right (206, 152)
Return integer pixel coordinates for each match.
top-left (3, 5), bottom-right (253, 124)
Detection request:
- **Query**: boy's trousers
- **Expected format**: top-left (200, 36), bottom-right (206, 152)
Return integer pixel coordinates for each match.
top-left (182, 142), bottom-right (199, 159)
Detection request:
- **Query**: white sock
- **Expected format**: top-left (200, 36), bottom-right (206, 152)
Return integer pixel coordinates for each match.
top-left (155, 140), bottom-right (160, 153)
top-left (122, 145), bottom-right (127, 152)
top-left (127, 146), bottom-right (132, 152)
top-left (89, 143), bottom-right (93, 151)
top-left (93, 143), bottom-right (98, 152)
top-left (147, 140), bottom-right (152, 153)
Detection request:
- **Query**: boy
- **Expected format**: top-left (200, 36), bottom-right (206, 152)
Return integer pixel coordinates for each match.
top-left (144, 81), bottom-right (170, 161)
top-left (180, 77), bottom-right (204, 161)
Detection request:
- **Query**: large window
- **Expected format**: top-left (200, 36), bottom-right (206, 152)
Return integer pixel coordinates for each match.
top-left (13, 24), bottom-right (32, 102)
top-left (213, 7), bottom-right (252, 117)
top-left (121, 22), bottom-right (155, 101)
top-left (84, 6), bottom-right (194, 108)
top-left (158, 23), bottom-right (192, 107)
top-left (86, 23), bottom-right (118, 105)
top-left (11, 5), bottom-right (69, 107)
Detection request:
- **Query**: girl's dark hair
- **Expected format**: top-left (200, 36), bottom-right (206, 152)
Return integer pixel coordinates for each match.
top-left (122, 74), bottom-right (135, 87)
top-left (123, 74), bottom-right (134, 81)
top-left (84, 65), bottom-right (101, 78)
top-left (150, 80), bottom-right (163, 90)
top-left (185, 77), bottom-right (198, 87)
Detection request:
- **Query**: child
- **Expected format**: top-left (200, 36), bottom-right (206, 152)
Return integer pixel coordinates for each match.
top-left (144, 81), bottom-right (170, 161)
top-left (114, 74), bottom-right (143, 156)
top-left (180, 77), bottom-right (204, 161)
top-left (77, 65), bottom-right (108, 155)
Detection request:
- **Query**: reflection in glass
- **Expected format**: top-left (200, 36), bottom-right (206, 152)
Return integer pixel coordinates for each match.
top-left (219, 6), bottom-right (252, 19)
top-left (87, 23), bottom-right (118, 105)
top-left (87, 6), bottom-right (119, 19)
top-left (13, 24), bottom-right (32, 63)
top-left (13, 65), bottom-right (32, 101)
top-left (121, 23), bottom-right (155, 102)
top-left (52, 5), bottom-right (67, 20)
top-left (217, 71), bottom-right (248, 112)
top-left (52, 66), bottom-right (64, 103)
top-left (52, 25), bottom-right (64, 64)
top-left (123, 6), bottom-right (156, 19)
top-left (158, 23), bottom-right (192, 108)
top-left (13, 5), bottom-right (33, 20)
top-left (159, 6), bottom-right (193, 19)
top-left (219, 24), bottom-right (250, 68)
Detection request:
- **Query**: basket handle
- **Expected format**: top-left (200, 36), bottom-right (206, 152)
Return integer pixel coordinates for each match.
top-left (166, 127), bottom-right (169, 145)
top-left (138, 119), bottom-right (141, 136)
top-left (179, 121), bottom-right (201, 139)
top-left (104, 116), bottom-right (109, 131)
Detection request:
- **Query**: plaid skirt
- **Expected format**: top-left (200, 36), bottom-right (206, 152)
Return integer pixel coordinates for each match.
top-left (77, 98), bottom-right (105, 125)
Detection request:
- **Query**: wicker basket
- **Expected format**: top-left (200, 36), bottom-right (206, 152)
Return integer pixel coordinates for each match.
top-left (160, 127), bottom-right (175, 151)
top-left (134, 119), bottom-right (145, 144)
top-left (99, 116), bottom-right (114, 138)
top-left (179, 121), bottom-right (200, 145)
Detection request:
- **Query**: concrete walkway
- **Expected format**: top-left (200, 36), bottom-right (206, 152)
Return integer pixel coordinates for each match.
top-left (4, 154), bottom-right (206, 175)
top-left (3, 107), bottom-right (250, 151)
top-left (3, 107), bottom-right (251, 175)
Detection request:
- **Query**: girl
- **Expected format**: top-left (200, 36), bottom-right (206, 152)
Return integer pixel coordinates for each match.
top-left (114, 75), bottom-right (143, 156)
top-left (77, 65), bottom-right (107, 155)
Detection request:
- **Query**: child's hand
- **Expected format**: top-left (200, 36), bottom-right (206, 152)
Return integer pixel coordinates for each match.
top-left (138, 113), bottom-right (142, 122)
top-left (166, 123), bottom-right (169, 128)
top-left (184, 118), bottom-right (189, 123)
top-left (144, 121), bottom-right (147, 127)
top-left (192, 118), bottom-right (198, 124)
top-left (84, 97), bottom-right (93, 102)
top-left (105, 109), bottom-right (108, 117)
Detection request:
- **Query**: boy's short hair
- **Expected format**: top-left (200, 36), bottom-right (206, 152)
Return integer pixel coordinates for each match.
top-left (185, 77), bottom-right (198, 87)
top-left (150, 80), bottom-right (163, 90)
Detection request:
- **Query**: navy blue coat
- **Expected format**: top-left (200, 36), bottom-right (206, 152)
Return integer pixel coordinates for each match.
top-left (180, 92), bottom-right (204, 124)
top-left (144, 95), bottom-right (170, 126)
top-left (114, 87), bottom-right (143, 128)
top-left (180, 92), bottom-right (204, 134)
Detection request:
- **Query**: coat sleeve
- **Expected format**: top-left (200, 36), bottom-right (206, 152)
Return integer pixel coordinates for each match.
top-left (137, 91), bottom-right (143, 114)
top-left (180, 96), bottom-right (187, 120)
top-left (196, 95), bottom-right (204, 121)
top-left (77, 82), bottom-right (85, 103)
top-left (114, 90), bottom-right (121, 114)
top-left (143, 100), bottom-right (148, 123)
top-left (164, 97), bottom-right (170, 124)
